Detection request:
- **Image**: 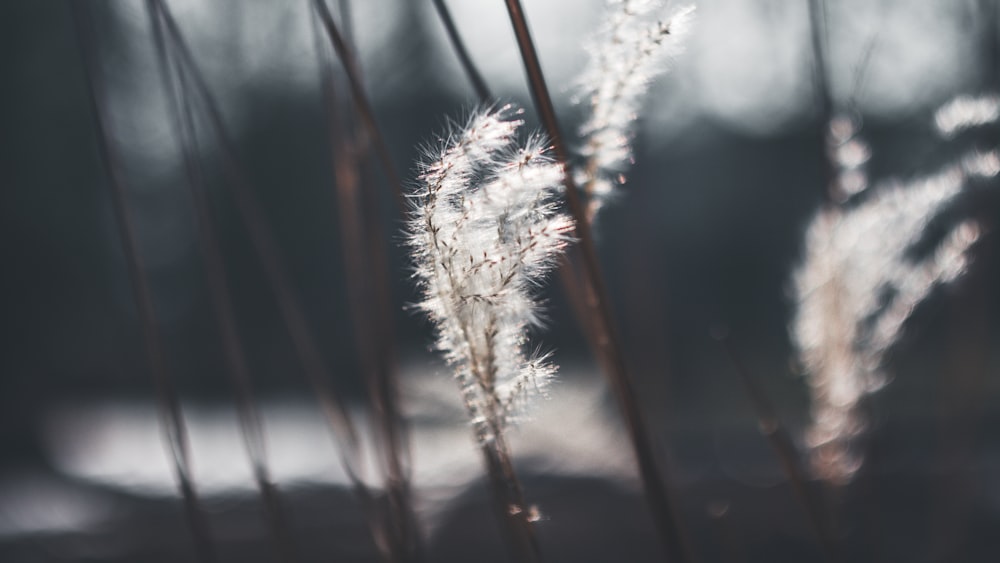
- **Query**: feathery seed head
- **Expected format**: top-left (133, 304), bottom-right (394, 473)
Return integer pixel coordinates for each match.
top-left (792, 155), bottom-right (992, 484)
top-left (408, 106), bottom-right (574, 443)
top-left (574, 1), bottom-right (695, 219)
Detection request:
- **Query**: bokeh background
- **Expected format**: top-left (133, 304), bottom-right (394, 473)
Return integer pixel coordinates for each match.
top-left (3, 0), bottom-right (1000, 561)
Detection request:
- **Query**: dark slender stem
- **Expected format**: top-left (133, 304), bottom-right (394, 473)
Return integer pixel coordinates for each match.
top-left (362, 172), bottom-right (421, 563)
top-left (312, 0), bottom-right (403, 207)
top-left (311, 6), bottom-right (391, 550)
top-left (337, 0), bottom-right (355, 47)
top-left (71, 5), bottom-right (216, 562)
top-left (431, 0), bottom-right (493, 103)
top-left (719, 334), bottom-right (842, 563)
top-left (808, 0), bottom-right (837, 204)
top-left (148, 3), bottom-right (298, 561)
top-left (312, 5), bottom-right (420, 561)
top-left (502, 2), bottom-right (691, 561)
top-left (480, 436), bottom-right (543, 563)
top-left (153, 0), bottom-right (364, 483)
top-left (807, 0), bottom-right (833, 122)
top-left (848, 35), bottom-right (879, 112)
top-left (342, 25), bottom-right (418, 563)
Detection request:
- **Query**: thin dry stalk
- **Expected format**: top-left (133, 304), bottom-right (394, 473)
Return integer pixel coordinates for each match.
top-left (71, 5), bottom-right (216, 561)
top-left (340, 38), bottom-right (419, 563)
top-left (151, 0), bottom-right (364, 484)
top-left (431, 0), bottom-right (493, 102)
top-left (311, 15), bottom-right (394, 559)
top-left (482, 434), bottom-right (542, 563)
top-left (502, 2), bottom-right (692, 561)
top-left (807, 0), bottom-right (834, 124)
top-left (311, 4), bottom-right (420, 560)
top-left (719, 334), bottom-right (842, 563)
top-left (808, 0), bottom-right (837, 204)
top-left (148, 3), bottom-right (298, 561)
top-left (312, 0), bottom-right (403, 206)
top-left (311, 6), bottom-right (413, 499)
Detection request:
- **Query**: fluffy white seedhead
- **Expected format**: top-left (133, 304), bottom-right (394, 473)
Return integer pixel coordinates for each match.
top-left (409, 106), bottom-right (574, 443)
top-left (935, 94), bottom-right (1000, 138)
top-left (792, 150), bottom-right (994, 484)
top-left (574, 1), bottom-right (695, 220)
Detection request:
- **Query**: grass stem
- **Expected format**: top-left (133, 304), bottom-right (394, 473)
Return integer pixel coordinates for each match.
top-left (311, 4), bottom-right (421, 560)
top-left (149, 3), bottom-right (298, 560)
top-left (71, 5), bottom-right (217, 561)
top-left (431, 0), bottom-right (493, 103)
top-left (312, 0), bottom-right (403, 207)
top-left (502, 1), bottom-right (692, 560)
top-left (719, 333), bottom-right (842, 563)
top-left (152, 0), bottom-right (366, 488)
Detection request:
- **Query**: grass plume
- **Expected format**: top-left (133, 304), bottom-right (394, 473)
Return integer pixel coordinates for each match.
top-left (574, 1), bottom-right (695, 220)
top-left (408, 105), bottom-right (573, 562)
top-left (792, 113), bottom-right (995, 483)
top-left (409, 106), bottom-right (572, 443)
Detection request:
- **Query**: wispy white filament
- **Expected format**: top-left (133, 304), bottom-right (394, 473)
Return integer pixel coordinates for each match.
top-left (792, 151), bottom-right (994, 484)
top-left (574, 0), bottom-right (695, 220)
top-left (408, 106), bottom-right (574, 444)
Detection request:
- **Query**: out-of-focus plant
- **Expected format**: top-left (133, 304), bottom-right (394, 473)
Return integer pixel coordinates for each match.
top-left (792, 108), bottom-right (998, 484)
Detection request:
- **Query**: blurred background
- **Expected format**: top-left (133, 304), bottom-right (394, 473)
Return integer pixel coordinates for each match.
top-left (3, 0), bottom-right (1000, 561)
